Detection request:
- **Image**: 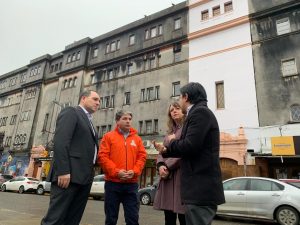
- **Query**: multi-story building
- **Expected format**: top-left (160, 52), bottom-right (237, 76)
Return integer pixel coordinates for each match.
top-left (249, 0), bottom-right (300, 179)
top-left (0, 2), bottom-right (188, 187)
top-left (0, 54), bottom-right (49, 176)
top-left (188, 0), bottom-right (259, 179)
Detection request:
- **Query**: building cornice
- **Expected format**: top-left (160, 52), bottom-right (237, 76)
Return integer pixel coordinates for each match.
top-left (188, 0), bottom-right (212, 10)
top-left (188, 15), bottom-right (249, 40)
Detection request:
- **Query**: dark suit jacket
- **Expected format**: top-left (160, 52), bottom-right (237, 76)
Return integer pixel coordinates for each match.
top-left (164, 101), bottom-right (225, 206)
top-left (48, 106), bottom-right (99, 185)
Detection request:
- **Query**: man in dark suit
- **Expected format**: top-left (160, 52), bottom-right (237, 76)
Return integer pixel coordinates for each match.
top-left (41, 90), bottom-right (100, 225)
top-left (155, 82), bottom-right (225, 225)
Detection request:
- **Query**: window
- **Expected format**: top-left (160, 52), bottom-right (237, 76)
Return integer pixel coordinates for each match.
top-left (124, 92), bottom-right (130, 105)
top-left (276, 18), bottom-right (291, 35)
top-left (116, 40), bottom-right (120, 50)
top-left (110, 42), bottom-right (116, 52)
top-left (76, 52), bottom-right (81, 60)
top-left (72, 53), bottom-right (76, 61)
top-left (282, 58), bottom-right (297, 77)
top-left (73, 77), bottom-right (77, 87)
top-left (93, 47), bottom-right (98, 58)
top-left (0, 117), bottom-right (8, 127)
top-left (223, 179), bottom-right (248, 191)
top-left (174, 52), bottom-right (181, 62)
top-left (216, 82), bottom-right (225, 109)
top-left (55, 64), bottom-right (58, 71)
top-left (38, 66), bottom-right (41, 74)
top-left (158, 25), bottom-right (163, 35)
top-left (146, 87), bottom-right (154, 101)
top-left (201, 10), bottom-right (209, 21)
top-left (129, 34), bottom-right (135, 45)
top-left (290, 104), bottom-right (300, 122)
top-left (67, 55), bottom-right (71, 63)
top-left (150, 27), bottom-right (157, 38)
top-left (110, 95), bottom-right (115, 108)
top-left (59, 62), bottom-right (62, 70)
top-left (140, 89), bottom-right (145, 102)
top-left (104, 96), bottom-right (110, 108)
top-left (138, 121), bottom-right (143, 134)
top-left (64, 80), bottom-right (69, 88)
top-left (224, 1), bottom-right (233, 12)
top-left (20, 111), bottom-right (30, 122)
top-left (154, 119), bottom-right (158, 133)
top-left (91, 74), bottom-right (97, 84)
top-left (42, 113), bottom-right (49, 132)
top-left (100, 126), bottom-right (107, 138)
top-left (108, 70), bottom-right (114, 80)
top-left (145, 120), bottom-right (152, 134)
top-left (106, 44), bottom-right (110, 53)
top-left (213, 6), bottom-right (221, 17)
top-left (10, 115), bottom-right (17, 125)
top-left (174, 18), bottom-right (181, 30)
top-left (127, 64), bottom-right (133, 75)
top-left (149, 58), bottom-right (156, 69)
top-left (107, 125), bottom-right (112, 131)
top-left (20, 73), bottom-right (26, 83)
top-left (4, 136), bottom-right (12, 147)
top-left (69, 78), bottom-right (73, 88)
top-left (155, 86), bottom-right (160, 100)
top-left (145, 29), bottom-right (149, 40)
top-left (172, 82), bottom-right (180, 96)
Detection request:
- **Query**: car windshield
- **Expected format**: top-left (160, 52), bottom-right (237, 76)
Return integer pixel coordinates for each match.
top-left (286, 182), bottom-right (300, 188)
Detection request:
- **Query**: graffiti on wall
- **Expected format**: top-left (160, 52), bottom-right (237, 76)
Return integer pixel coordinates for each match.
top-left (0, 152), bottom-right (29, 176)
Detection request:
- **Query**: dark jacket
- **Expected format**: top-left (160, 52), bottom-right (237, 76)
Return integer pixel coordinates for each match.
top-left (164, 101), bottom-right (225, 206)
top-left (48, 106), bottom-right (99, 185)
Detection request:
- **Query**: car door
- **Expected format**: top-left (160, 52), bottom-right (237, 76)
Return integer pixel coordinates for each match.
top-left (91, 175), bottom-right (105, 195)
top-left (6, 178), bottom-right (16, 190)
top-left (218, 178), bottom-right (249, 216)
top-left (246, 178), bottom-right (283, 219)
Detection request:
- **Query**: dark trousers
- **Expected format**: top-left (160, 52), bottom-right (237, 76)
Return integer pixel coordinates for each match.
top-left (41, 182), bottom-right (92, 225)
top-left (104, 181), bottom-right (139, 225)
top-left (185, 205), bottom-right (217, 225)
top-left (164, 210), bottom-right (186, 225)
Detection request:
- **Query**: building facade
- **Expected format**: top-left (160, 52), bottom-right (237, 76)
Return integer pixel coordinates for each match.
top-left (188, 0), bottom-right (260, 177)
top-left (249, 0), bottom-right (300, 179)
top-left (0, 2), bottom-right (189, 187)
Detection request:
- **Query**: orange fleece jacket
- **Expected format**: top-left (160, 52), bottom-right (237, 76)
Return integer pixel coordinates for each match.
top-left (98, 127), bottom-right (147, 183)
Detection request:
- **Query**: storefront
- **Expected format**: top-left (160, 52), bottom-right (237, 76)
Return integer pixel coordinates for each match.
top-left (255, 136), bottom-right (300, 179)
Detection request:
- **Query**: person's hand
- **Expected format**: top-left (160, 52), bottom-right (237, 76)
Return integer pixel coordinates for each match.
top-left (152, 140), bottom-right (167, 154)
top-left (167, 134), bottom-right (176, 142)
top-left (125, 170), bottom-right (134, 179)
top-left (58, 174), bottom-right (71, 189)
top-left (118, 169), bottom-right (128, 180)
top-left (158, 166), bottom-right (169, 179)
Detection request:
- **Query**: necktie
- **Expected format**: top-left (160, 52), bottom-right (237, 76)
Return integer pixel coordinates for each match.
top-left (86, 113), bottom-right (97, 163)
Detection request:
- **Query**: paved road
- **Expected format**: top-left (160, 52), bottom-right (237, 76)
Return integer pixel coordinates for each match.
top-left (0, 192), bottom-right (276, 225)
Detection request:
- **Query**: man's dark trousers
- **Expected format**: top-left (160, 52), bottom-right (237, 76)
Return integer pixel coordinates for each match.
top-left (41, 182), bottom-right (92, 225)
top-left (104, 181), bottom-right (139, 225)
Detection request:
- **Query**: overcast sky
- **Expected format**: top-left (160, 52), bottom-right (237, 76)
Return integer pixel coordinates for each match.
top-left (0, 0), bottom-right (184, 75)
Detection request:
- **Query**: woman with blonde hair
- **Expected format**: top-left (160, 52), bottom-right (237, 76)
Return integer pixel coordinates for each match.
top-left (153, 101), bottom-right (186, 225)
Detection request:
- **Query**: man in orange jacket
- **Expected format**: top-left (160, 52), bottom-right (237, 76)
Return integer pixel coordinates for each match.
top-left (98, 110), bottom-right (147, 225)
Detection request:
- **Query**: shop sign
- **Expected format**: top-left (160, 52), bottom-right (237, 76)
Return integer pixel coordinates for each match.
top-left (271, 136), bottom-right (295, 155)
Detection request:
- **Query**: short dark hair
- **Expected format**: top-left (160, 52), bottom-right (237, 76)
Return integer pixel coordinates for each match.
top-left (180, 82), bottom-right (207, 104)
top-left (79, 90), bottom-right (93, 101)
top-left (115, 110), bottom-right (133, 121)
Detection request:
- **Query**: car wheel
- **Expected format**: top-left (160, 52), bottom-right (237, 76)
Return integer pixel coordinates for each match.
top-left (36, 186), bottom-right (44, 195)
top-left (1, 185), bottom-right (6, 192)
top-left (18, 185), bottom-right (25, 194)
top-left (276, 206), bottom-right (299, 225)
top-left (140, 193), bottom-right (151, 205)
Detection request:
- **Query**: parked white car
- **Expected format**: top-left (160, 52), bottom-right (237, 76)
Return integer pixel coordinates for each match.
top-left (36, 181), bottom-right (51, 195)
top-left (217, 177), bottom-right (300, 225)
top-left (1, 176), bottom-right (39, 194)
top-left (89, 174), bottom-right (105, 200)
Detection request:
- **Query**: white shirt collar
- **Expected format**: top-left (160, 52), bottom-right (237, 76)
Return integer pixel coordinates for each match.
top-left (79, 105), bottom-right (91, 118)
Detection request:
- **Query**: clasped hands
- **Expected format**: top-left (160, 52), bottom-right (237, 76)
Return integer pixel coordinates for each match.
top-left (159, 165), bottom-right (169, 179)
top-left (152, 134), bottom-right (176, 154)
top-left (118, 169), bottom-right (134, 180)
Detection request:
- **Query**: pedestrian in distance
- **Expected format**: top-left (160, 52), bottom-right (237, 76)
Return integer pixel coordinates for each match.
top-left (153, 101), bottom-right (186, 225)
top-left (99, 110), bottom-right (147, 225)
top-left (41, 90), bottom-right (100, 225)
top-left (154, 82), bottom-right (225, 225)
